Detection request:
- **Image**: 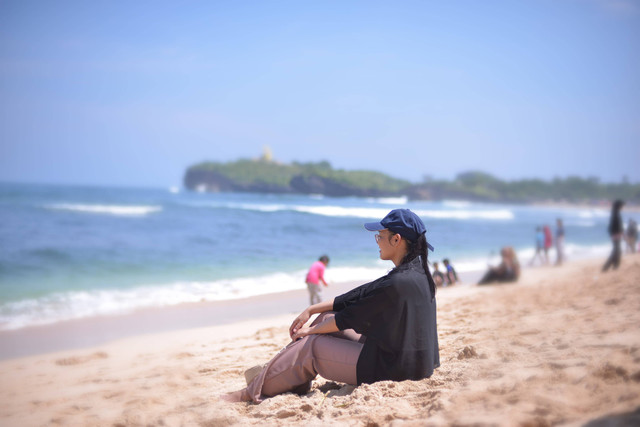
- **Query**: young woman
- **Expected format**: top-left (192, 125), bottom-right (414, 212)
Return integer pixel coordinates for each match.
top-left (222, 209), bottom-right (440, 403)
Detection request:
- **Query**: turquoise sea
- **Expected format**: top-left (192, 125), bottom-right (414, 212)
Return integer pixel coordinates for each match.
top-left (0, 182), bottom-right (614, 331)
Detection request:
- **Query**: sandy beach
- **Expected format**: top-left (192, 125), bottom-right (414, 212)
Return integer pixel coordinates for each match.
top-left (1, 255), bottom-right (639, 426)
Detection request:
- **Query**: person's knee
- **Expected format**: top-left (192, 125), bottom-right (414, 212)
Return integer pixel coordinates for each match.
top-left (311, 311), bottom-right (336, 326)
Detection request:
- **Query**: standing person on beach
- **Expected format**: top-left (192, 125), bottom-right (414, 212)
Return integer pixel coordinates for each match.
top-left (555, 219), bottom-right (565, 266)
top-left (305, 255), bottom-right (330, 305)
top-left (602, 200), bottom-right (625, 272)
top-left (222, 209), bottom-right (440, 403)
top-left (529, 226), bottom-right (545, 266)
top-left (625, 218), bottom-right (637, 254)
top-left (543, 225), bottom-right (553, 264)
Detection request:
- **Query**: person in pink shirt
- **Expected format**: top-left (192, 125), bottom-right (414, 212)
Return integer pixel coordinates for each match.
top-left (306, 255), bottom-right (329, 305)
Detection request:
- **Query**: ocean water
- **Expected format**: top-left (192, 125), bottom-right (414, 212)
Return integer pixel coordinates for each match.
top-left (0, 182), bottom-right (613, 331)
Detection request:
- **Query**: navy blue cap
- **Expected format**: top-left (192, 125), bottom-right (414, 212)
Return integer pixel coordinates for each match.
top-left (364, 209), bottom-right (434, 251)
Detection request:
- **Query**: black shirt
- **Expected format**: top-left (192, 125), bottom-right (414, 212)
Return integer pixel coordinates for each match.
top-left (333, 257), bottom-right (440, 385)
top-left (608, 211), bottom-right (623, 236)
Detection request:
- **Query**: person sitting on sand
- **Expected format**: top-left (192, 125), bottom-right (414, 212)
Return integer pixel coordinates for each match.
top-left (478, 246), bottom-right (520, 285)
top-left (443, 258), bottom-right (458, 285)
top-left (222, 209), bottom-right (440, 403)
top-left (432, 261), bottom-right (445, 287)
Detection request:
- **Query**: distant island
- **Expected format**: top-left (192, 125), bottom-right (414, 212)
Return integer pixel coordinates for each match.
top-left (184, 149), bottom-right (639, 204)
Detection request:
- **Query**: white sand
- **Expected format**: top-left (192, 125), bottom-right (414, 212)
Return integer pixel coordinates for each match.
top-left (1, 255), bottom-right (639, 426)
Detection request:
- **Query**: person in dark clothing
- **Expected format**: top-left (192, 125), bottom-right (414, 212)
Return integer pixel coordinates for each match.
top-left (222, 209), bottom-right (440, 403)
top-left (602, 199), bottom-right (625, 272)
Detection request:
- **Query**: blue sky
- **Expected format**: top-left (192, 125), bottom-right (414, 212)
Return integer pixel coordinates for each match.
top-left (1, 0), bottom-right (638, 188)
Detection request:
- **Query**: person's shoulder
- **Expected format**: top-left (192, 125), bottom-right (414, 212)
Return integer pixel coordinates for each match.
top-left (358, 273), bottom-right (393, 291)
top-left (390, 259), bottom-right (426, 280)
top-left (386, 264), bottom-right (431, 299)
top-left (351, 274), bottom-right (395, 300)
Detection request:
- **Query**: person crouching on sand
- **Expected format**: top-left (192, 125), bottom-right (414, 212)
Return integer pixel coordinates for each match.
top-left (305, 255), bottom-right (330, 305)
top-left (221, 209), bottom-right (440, 403)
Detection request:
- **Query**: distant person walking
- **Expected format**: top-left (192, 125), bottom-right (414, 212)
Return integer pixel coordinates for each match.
top-left (602, 200), bottom-right (625, 272)
top-left (543, 225), bottom-right (553, 264)
top-left (306, 255), bottom-right (330, 305)
top-left (625, 218), bottom-right (637, 254)
top-left (529, 226), bottom-right (545, 266)
top-left (555, 218), bottom-right (565, 266)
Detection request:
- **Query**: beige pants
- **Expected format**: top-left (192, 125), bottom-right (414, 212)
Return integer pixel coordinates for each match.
top-left (306, 281), bottom-right (323, 305)
top-left (243, 312), bottom-right (364, 402)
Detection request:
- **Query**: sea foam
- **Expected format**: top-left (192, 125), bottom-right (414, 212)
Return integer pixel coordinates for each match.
top-left (365, 196), bottom-right (409, 205)
top-left (47, 204), bottom-right (162, 216)
top-left (0, 242), bottom-right (611, 331)
top-left (0, 266), bottom-right (387, 331)
top-left (183, 201), bottom-right (514, 221)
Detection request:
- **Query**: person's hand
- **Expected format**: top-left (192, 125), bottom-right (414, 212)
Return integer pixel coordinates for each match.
top-left (289, 308), bottom-right (311, 339)
top-left (291, 326), bottom-right (312, 341)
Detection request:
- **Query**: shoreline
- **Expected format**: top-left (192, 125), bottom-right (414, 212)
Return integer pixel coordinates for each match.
top-left (1, 254), bottom-right (638, 426)
top-left (0, 259), bottom-right (580, 360)
top-left (0, 280), bottom-right (357, 360)
top-left (0, 268), bottom-right (486, 361)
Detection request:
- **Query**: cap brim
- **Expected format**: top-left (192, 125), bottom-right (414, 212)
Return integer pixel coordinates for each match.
top-left (364, 221), bottom-right (385, 232)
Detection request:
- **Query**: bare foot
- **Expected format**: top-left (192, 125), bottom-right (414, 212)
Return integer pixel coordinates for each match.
top-left (219, 389), bottom-right (247, 402)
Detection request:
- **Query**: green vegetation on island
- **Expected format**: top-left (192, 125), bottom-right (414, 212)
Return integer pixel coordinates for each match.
top-left (184, 153), bottom-right (640, 204)
top-left (411, 171), bottom-right (639, 204)
top-left (184, 158), bottom-right (410, 197)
